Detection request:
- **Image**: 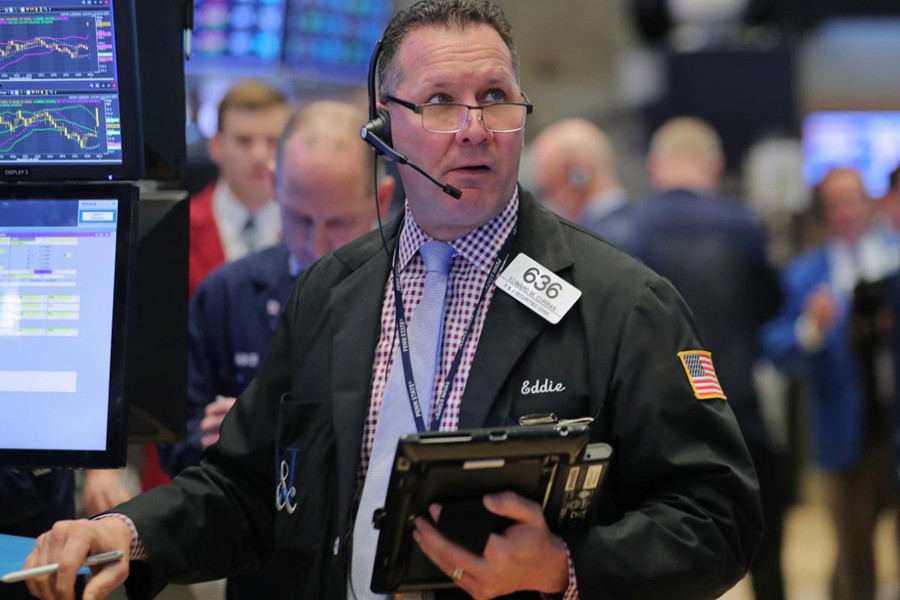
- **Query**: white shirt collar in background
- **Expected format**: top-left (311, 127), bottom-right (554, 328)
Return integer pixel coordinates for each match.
top-left (212, 180), bottom-right (282, 261)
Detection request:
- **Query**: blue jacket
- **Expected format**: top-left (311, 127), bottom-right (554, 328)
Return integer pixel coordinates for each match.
top-left (762, 240), bottom-right (894, 470)
top-left (159, 244), bottom-right (298, 476)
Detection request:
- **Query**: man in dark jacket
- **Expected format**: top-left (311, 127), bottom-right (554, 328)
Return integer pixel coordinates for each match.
top-left (24, 3), bottom-right (762, 599)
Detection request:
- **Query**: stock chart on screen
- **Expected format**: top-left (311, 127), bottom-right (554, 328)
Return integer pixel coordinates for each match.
top-left (0, 0), bottom-right (126, 166)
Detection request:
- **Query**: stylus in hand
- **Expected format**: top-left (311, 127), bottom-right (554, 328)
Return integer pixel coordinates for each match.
top-left (1, 550), bottom-right (124, 584)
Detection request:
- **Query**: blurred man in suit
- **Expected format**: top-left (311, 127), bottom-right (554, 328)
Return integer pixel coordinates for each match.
top-left (764, 166), bottom-right (900, 600)
top-left (189, 81), bottom-right (291, 296)
top-left (529, 118), bottom-right (627, 233)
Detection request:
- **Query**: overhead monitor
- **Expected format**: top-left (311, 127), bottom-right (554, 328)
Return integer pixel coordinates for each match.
top-left (802, 111), bottom-right (900, 198)
top-left (0, 0), bottom-right (143, 182)
top-left (281, 0), bottom-right (392, 86)
top-left (0, 183), bottom-right (136, 468)
top-left (186, 0), bottom-right (286, 75)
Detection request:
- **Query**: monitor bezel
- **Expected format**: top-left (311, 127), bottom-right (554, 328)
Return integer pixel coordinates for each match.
top-left (0, 182), bottom-right (136, 468)
top-left (0, 0), bottom-right (145, 183)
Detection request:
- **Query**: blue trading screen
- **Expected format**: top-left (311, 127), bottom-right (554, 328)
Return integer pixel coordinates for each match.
top-left (187, 0), bottom-right (287, 73)
top-left (0, 0), bottom-right (125, 165)
top-left (282, 0), bottom-right (392, 86)
top-left (803, 112), bottom-right (900, 199)
top-left (0, 198), bottom-right (119, 451)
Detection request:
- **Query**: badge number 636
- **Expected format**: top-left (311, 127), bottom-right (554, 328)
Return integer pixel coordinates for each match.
top-left (522, 266), bottom-right (562, 298)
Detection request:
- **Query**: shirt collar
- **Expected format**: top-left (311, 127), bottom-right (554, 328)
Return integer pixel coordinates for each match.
top-left (396, 188), bottom-right (519, 274)
top-left (213, 181), bottom-right (252, 237)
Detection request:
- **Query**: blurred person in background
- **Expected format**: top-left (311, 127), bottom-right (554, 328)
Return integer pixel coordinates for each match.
top-left (763, 166), bottom-right (900, 600)
top-left (876, 164), bottom-right (900, 230)
top-left (529, 118), bottom-right (628, 233)
top-left (189, 80), bottom-right (291, 296)
top-left (613, 116), bottom-right (787, 600)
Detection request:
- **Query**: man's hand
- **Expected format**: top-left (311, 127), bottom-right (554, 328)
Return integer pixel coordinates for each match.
top-left (412, 491), bottom-right (569, 599)
top-left (24, 517), bottom-right (131, 600)
top-left (82, 470), bottom-right (132, 517)
top-left (200, 396), bottom-right (236, 449)
top-left (803, 286), bottom-right (837, 334)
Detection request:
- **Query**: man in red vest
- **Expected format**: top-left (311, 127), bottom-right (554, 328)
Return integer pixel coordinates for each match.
top-left (189, 81), bottom-right (291, 296)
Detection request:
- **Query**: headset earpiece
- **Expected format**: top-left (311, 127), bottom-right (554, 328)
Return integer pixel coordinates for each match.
top-left (569, 167), bottom-right (589, 190)
top-left (363, 40), bottom-right (393, 155)
top-left (374, 108), bottom-right (392, 148)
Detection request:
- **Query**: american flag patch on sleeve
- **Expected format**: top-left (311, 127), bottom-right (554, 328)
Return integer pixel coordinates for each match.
top-left (677, 350), bottom-right (727, 400)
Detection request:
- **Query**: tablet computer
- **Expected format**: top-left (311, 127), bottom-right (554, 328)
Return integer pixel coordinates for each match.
top-left (369, 422), bottom-right (612, 594)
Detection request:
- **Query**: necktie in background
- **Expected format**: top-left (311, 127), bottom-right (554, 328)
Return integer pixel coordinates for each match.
top-left (241, 216), bottom-right (258, 253)
top-left (350, 241), bottom-right (454, 599)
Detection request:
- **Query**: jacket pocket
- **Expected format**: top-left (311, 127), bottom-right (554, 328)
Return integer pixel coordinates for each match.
top-left (273, 396), bottom-right (336, 555)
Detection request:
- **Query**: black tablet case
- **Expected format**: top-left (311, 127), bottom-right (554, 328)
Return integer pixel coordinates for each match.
top-left (369, 423), bottom-right (611, 594)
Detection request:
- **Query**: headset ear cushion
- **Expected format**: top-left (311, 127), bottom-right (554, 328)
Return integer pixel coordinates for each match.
top-left (569, 167), bottom-right (589, 190)
top-left (375, 108), bottom-right (392, 148)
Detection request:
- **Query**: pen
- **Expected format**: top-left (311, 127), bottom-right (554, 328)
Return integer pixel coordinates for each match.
top-left (1, 550), bottom-right (124, 584)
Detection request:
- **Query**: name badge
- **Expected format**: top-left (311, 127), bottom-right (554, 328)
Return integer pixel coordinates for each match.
top-left (497, 254), bottom-right (581, 324)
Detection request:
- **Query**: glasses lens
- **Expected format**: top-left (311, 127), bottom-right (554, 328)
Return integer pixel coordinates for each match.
top-left (483, 104), bottom-right (527, 132)
top-left (422, 104), bottom-right (468, 133)
top-left (420, 103), bottom-right (529, 133)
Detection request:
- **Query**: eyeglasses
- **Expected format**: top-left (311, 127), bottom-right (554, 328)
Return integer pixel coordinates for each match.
top-left (386, 94), bottom-right (533, 134)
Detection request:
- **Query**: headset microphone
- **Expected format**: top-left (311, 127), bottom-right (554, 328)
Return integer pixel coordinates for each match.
top-left (361, 39), bottom-right (463, 200)
top-left (361, 125), bottom-right (462, 200)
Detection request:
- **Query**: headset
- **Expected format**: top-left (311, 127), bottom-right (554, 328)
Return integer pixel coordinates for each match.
top-left (363, 40), bottom-right (393, 150)
top-left (569, 166), bottom-right (590, 191)
top-left (361, 40), bottom-right (394, 153)
top-left (360, 40), bottom-right (462, 199)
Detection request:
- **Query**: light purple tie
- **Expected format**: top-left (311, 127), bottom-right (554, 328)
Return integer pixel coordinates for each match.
top-left (350, 241), bottom-right (454, 599)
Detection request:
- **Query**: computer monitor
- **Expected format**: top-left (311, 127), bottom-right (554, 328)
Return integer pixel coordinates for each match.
top-left (281, 0), bottom-right (392, 86)
top-left (185, 0), bottom-right (286, 76)
top-left (802, 111), bottom-right (900, 198)
top-left (0, 0), bottom-right (144, 182)
top-left (0, 183), bottom-right (136, 468)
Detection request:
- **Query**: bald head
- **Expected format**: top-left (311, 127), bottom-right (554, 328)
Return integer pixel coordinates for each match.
top-left (530, 118), bottom-right (620, 221)
top-left (274, 100), bottom-right (392, 268)
top-left (647, 117), bottom-right (724, 195)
